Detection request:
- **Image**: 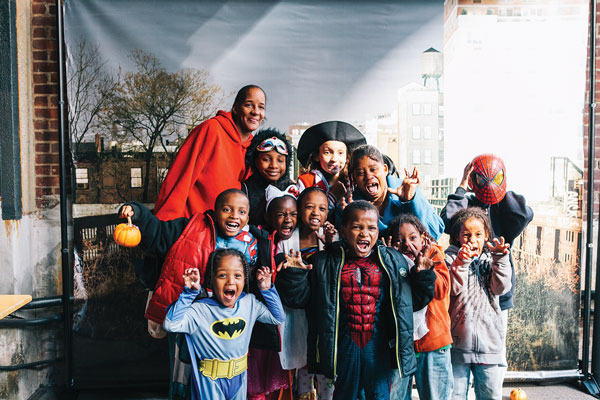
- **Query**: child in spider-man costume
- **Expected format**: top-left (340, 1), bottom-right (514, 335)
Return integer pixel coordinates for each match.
top-left (440, 154), bottom-right (533, 380)
top-left (276, 201), bottom-right (436, 400)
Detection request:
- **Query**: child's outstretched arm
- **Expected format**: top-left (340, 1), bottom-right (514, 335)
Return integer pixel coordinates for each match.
top-left (254, 267), bottom-right (285, 325)
top-left (118, 201), bottom-right (190, 256)
top-left (387, 171), bottom-right (445, 240)
top-left (487, 237), bottom-right (512, 296)
top-left (275, 253), bottom-right (312, 309)
top-left (163, 268), bottom-right (202, 334)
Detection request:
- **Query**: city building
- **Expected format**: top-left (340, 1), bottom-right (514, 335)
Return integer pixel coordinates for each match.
top-left (393, 48), bottom-right (445, 193)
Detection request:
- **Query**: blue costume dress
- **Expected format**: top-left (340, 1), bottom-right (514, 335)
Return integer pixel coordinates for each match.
top-left (163, 287), bottom-right (285, 400)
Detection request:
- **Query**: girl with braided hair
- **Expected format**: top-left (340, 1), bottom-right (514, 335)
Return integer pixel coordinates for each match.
top-left (163, 248), bottom-right (285, 400)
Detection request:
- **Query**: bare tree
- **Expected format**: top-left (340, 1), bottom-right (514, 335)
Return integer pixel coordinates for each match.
top-left (66, 39), bottom-right (118, 159)
top-left (102, 49), bottom-right (225, 202)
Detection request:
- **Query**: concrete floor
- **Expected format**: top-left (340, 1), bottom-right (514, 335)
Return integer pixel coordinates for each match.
top-left (59, 382), bottom-right (595, 400)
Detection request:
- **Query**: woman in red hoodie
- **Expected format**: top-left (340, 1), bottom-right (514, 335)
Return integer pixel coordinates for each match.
top-left (154, 85), bottom-right (266, 220)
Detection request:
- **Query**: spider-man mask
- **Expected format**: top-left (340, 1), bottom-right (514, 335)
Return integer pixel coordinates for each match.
top-left (469, 154), bottom-right (506, 205)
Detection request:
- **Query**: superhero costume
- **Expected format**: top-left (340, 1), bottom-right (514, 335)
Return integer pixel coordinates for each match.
top-left (163, 286), bottom-right (285, 400)
top-left (275, 241), bottom-right (436, 400)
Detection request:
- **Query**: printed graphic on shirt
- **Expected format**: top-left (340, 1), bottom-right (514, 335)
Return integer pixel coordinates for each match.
top-left (210, 317), bottom-right (247, 340)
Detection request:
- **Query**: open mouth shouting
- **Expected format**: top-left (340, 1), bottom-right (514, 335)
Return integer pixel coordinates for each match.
top-left (364, 181), bottom-right (380, 198)
top-left (356, 239), bottom-right (371, 253)
top-left (224, 221), bottom-right (241, 235)
top-left (223, 287), bottom-right (237, 301)
top-left (279, 222), bottom-right (294, 237)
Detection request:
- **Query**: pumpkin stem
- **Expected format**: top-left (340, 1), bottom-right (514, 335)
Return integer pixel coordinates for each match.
top-left (127, 216), bottom-right (133, 227)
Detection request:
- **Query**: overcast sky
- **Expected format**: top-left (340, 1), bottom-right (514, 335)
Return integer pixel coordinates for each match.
top-left (64, 0), bottom-right (442, 130)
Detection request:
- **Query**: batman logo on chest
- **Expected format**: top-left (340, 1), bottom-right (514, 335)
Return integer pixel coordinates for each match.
top-left (210, 318), bottom-right (247, 340)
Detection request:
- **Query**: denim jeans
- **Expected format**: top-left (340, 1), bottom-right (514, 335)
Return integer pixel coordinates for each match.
top-left (451, 362), bottom-right (502, 400)
top-left (390, 347), bottom-right (453, 400)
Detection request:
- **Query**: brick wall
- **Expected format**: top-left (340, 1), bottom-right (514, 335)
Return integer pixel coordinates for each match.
top-left (31, 0), bottom-right (60, 209)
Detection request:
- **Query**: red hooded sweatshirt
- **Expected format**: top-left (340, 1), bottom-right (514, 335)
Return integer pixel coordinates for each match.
top-left (154, 110), bottom-right (252, 220)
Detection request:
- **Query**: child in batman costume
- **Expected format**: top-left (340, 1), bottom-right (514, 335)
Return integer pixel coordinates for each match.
top-left (164, 248), bottom-right (285, 400)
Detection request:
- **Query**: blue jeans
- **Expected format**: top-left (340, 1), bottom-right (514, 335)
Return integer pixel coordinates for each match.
top-left (333, 329), bottom-right (392, 400)
top-left (451, 362), bottom-right (502, 400)
top-left (390, 347), bottom-right (453, 400)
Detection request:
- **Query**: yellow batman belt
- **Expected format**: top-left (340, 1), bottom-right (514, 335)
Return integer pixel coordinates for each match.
top-left (198, 353), bottom-right (247, 380)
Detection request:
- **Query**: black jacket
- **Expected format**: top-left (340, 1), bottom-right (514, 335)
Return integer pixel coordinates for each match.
top-left (275, 241), bottom-right (436, 380)
top-left (440, 188), bottom-right (534, 310)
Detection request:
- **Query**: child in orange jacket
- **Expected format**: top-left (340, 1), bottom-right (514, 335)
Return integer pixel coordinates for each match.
top-left (387, 214), bottom-right (453, 400)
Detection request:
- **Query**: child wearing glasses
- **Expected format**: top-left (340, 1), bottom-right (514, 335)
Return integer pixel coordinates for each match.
top-left (242, 129), bottom-right (296, 227)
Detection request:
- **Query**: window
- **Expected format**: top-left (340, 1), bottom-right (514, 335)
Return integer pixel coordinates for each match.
top-left (412, 103), bottom-right (421, 115)
top-left (423, 104), bottom-right (432, 115)
top-left (76, 168), bottom-right (89, 189)
top-left (439, 149), bottom-right (444, 166)
top-left (424, 126), bottom-right (432, 139)
top-left (424, 149), bottom-right (432, 165)
top-left (412, 127), bottom-right (421, 139)
top-left (131, 167), bottom-right (143, 188)
top-left (412, 150), bottom-right (420, 164)
top-left (157, 167), bottom-right (169, 185)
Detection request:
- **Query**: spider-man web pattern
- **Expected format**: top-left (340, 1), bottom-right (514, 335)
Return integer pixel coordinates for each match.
top-left (471, 154), bottom-right (507, 205)
top-left (340, 257), bottom-right (382, 348)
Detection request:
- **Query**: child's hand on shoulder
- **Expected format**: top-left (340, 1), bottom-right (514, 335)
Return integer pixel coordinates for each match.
top-left (256, 266), bottom-right (274, 290)
top-left (277, 249), bottom-right (313, 271)
top-left (182, 268), bottom-right (201, 291)
top-left (119, 204), bottom-right (134, 219)
top-left (487, 237), bottom-right (510, 254)
top-left (457, 243), bottom-right (479, 263)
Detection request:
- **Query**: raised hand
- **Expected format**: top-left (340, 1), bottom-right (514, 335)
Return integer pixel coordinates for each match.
top-left (278, 249), bottom-right (313, 271)
top-left (412, 239), bottom-right (434, 272)
top-left (182, 268), bottom-right (201, 290)
top-left (381, 235), bottom-right (400, 251)
top-left (487, 237), bottom-right (510, 254)
top-left (329, 180), bottom-right (348, 202)
top-left (388, 167), bottom-right (420, 201)
top-left (256, 266), bottom-right (273, 290)
top-left (316, 221), bottom-right (338, 244)
top-left (340, 192), bottom-right (354, 211)
top-left (456, 242), bottom-right (479, 263)
top-left (460, 161), bottom-right (474, 190)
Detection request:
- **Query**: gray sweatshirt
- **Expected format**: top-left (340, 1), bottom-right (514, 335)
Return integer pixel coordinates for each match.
top-left (445, 245), bottom-right (511, 364)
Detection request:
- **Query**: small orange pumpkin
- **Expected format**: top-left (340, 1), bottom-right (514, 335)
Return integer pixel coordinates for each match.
top-left (510, 388), bottom-right (527, 400)
top-left (113, 216), bottom-right (141, 248)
